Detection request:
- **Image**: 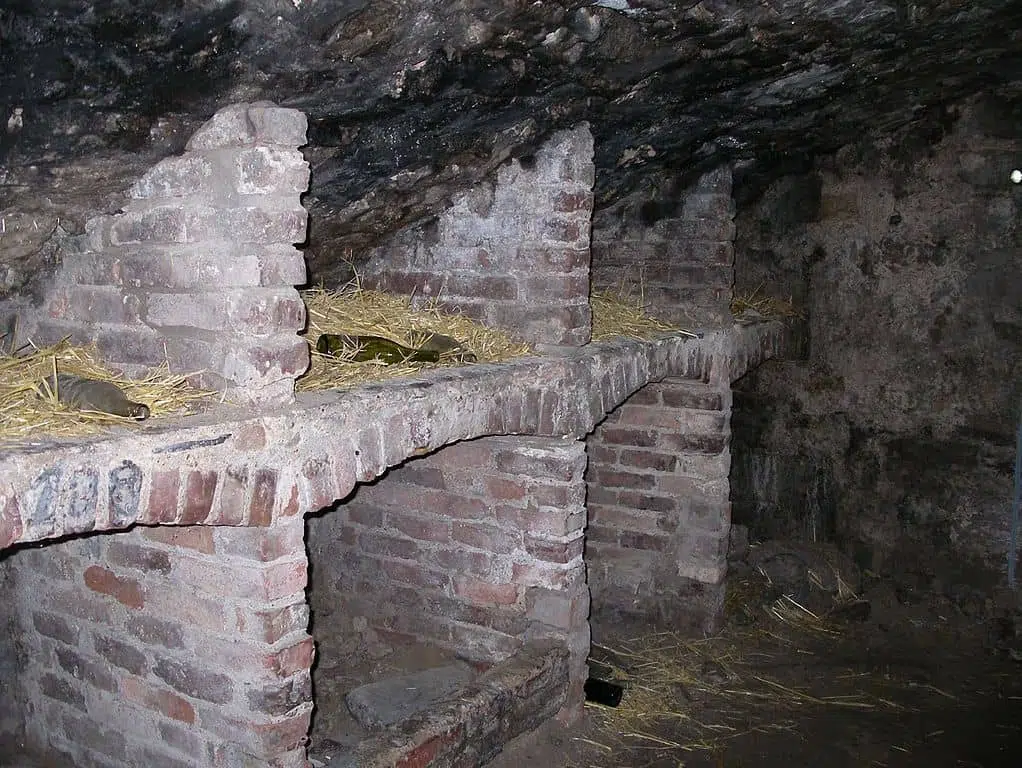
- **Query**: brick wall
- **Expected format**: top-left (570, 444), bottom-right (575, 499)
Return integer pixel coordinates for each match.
top-left (0, 517), bottom-right (312, 768)
top-left (591, 166), bottom-right (735, 329)
top-left (362, 125), bottom-right (595, 347)
top-left (307, 436), bottom-right (590, 721)
top-left (36, 103), bottom-right (311, 406)
top-left (586, 376), bottom-right (733, 636)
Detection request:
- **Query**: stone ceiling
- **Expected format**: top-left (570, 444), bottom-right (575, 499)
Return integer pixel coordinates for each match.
top-left (1, 0), bottom-right (1020, 295)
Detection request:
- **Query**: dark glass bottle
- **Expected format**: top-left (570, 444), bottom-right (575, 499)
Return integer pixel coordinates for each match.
top-left (315, 334), bottom-right (441, 364)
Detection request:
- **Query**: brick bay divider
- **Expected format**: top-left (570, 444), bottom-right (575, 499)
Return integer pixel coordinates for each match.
top-left (0, 518), bottom-right (312, 768)
top-left (362, 125), bottom-right (595, 347)
top-left (37, 102), bottom-right (311, 406)
top-left (586, 377), bottom-right (734, 637)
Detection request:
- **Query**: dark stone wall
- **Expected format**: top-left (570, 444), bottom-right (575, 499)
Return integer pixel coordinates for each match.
top-left (731, 97), bottom-right (1021, 586)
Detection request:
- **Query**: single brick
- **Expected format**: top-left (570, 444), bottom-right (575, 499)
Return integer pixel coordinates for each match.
top-left (126, 615), bottom-right (186, 649)
top-left (108, 460), bottom-right (142, 527)
top-left (142, 525), bottom-right (216, 554)
top-left (106, 540), bottom-right (172, 574)
top-left (64, 467), bottom-right (100, 534)
top-left (216, 464), bottom-right (249, 526)
top-left (619, 449), bottom-right (678, 472)
top-left (121, 676), bottom-right (196, 724)
top-left (54, 646), bottom-right (119, 693)
top-left (39, 672), bottom-right (86, 711)
top-left (93, 634), bottom-right (148, 676)
top-left (235, 146), bottom-right (310, 195)
top-left (246, 671), bottom-right (313, 716)
top-left (145, 470), bottom-right (181, 524)
top-left (152, 657), bottom-right (234, 704)
top-left (180, 470), bottom-right (218, 524)
top-left (33, 612), bottom-right (78, 645)
top-left (452, 521), bottom-right (518, 553)
top-left (214, 520), bottom-right (304, 562)
top-left (388, 512), bottom-right (450, 543)
top-left (130, 155), bottom-right (215, 199)
top-left (84, 565), bottom-right (144, 609)
top-left (249, 468), bottom-right (279, 526)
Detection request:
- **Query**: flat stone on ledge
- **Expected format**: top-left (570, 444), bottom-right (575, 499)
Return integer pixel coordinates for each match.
top-left (345, 663), bottom-right (476, 729)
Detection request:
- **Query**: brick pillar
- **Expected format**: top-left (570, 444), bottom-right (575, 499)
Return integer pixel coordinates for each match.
top-left (363, 125), bottom-right (594, 346)
top-left (591, 166), bottom-right (735, 328)
top-left (586, 378), bottom-right (732, 636)
top-left (308, 436), bottom-right (589, 726)
top-left (0, 518), bottom-right (313, 768)
top-left (38, 103), bottom-right (310, 406)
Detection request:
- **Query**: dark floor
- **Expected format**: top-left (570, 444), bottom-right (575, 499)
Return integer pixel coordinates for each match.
top-left (489, 558), bottom-right (1022, 768)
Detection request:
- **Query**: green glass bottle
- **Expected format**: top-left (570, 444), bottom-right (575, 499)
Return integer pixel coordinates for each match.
top-left (315, 334), bottom-right (441, 364)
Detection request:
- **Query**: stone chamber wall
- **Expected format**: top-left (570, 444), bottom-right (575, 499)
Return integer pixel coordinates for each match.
top-left (729, 95), bottom-right (1022, 589)
top-left (0, 101), bottom-right (784, 767)
top-left (591, 167), bottom-right (736, 329)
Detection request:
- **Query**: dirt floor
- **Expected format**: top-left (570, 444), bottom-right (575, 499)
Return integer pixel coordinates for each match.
top-left (488, 552), bottom-right (1022, 768)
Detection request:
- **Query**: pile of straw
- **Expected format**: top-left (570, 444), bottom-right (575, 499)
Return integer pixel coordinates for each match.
top-left (580, 573), bottom-right (908, 761)
top-left (591, 291), bottom-right (697, 341)
top-left (298, 285), bottom-right (532, 392)
top-left (0, 341), bottom-right (212, 443)
top-left (731, 285), bottom-right (802, 321)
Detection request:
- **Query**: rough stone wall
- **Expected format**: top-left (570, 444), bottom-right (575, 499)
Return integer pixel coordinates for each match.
top-left (591, 167), bottom-right (735, 328)
top-left (731, 98), bottom-right (1021, 580)
top-left (307, 436), bottom-right (590, 718)
top-left (0, 518), bottom-right (312, 768)
top-left (586, 377), bottom-right (732, 636)
top-left (35, 103), bottom-right (310, 406)
top-left (362, 125), bottom-right (595, 346)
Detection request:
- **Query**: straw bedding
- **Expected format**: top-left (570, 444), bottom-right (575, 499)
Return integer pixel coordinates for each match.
top-left (731, 285), bottom-right (802, 322)
top-left (580, 569), bottom-right (928, 762)
top-left (0, 340), bottom-right (212, 443)
top-left (0, 286), bottom-right (691, 439)
top-left (297, 285), bottom-right (532, 391)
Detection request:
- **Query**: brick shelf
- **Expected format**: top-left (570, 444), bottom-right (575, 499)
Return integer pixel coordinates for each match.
top-left (1, 323), bottom-right (781, 552)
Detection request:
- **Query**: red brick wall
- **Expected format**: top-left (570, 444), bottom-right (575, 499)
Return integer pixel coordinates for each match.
top-left (0, 518), bottom-right (312, 768)
top-left (307, 436), bottom-right (590, 719)
top-left (591, 166), bottom-right (735, 329)
top-left (36, 103), bottom-right (311, 406)
top-left (362, 125), bottom-right (595, 347)
top-left (586, 377), bottom-right (733, 635)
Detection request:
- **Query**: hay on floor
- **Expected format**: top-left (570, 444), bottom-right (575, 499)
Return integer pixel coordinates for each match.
top-left (581, 573), bottom-right (915, 760)
top-left (591, 291), bottom-right (697, 341)
top-left (0, 341), bottom-right (213, 443)
top-left (298, 284), bottom-right (532, 392)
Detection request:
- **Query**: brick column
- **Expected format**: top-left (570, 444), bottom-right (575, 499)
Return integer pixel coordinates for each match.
top-left (591, 166), bottom-right (735, 328)
top-left (1, 518), bottom-right (312, 768)
top-left (586, 378), bottom-right (732, 635)
top-left (39, 103), bottom-right (310, 406)
top-left (363, 125), bottom-right (594, 346)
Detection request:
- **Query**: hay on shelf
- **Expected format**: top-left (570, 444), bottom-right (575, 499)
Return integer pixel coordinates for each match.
top-left (591, 291), bottom-right (697, 341)
top-left (731, 285), bottom-right (802, 321)
top-left (0, 340), bottom-right (213, 443)
top-left (298, 284), bottom-right (532, 392)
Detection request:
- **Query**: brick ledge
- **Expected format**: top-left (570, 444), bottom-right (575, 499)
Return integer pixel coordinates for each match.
top-left (0, 322), bottom-right (783, 550)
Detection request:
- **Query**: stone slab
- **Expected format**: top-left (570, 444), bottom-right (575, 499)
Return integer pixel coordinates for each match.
top-left (345, 663), bottom-right (475, 729)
